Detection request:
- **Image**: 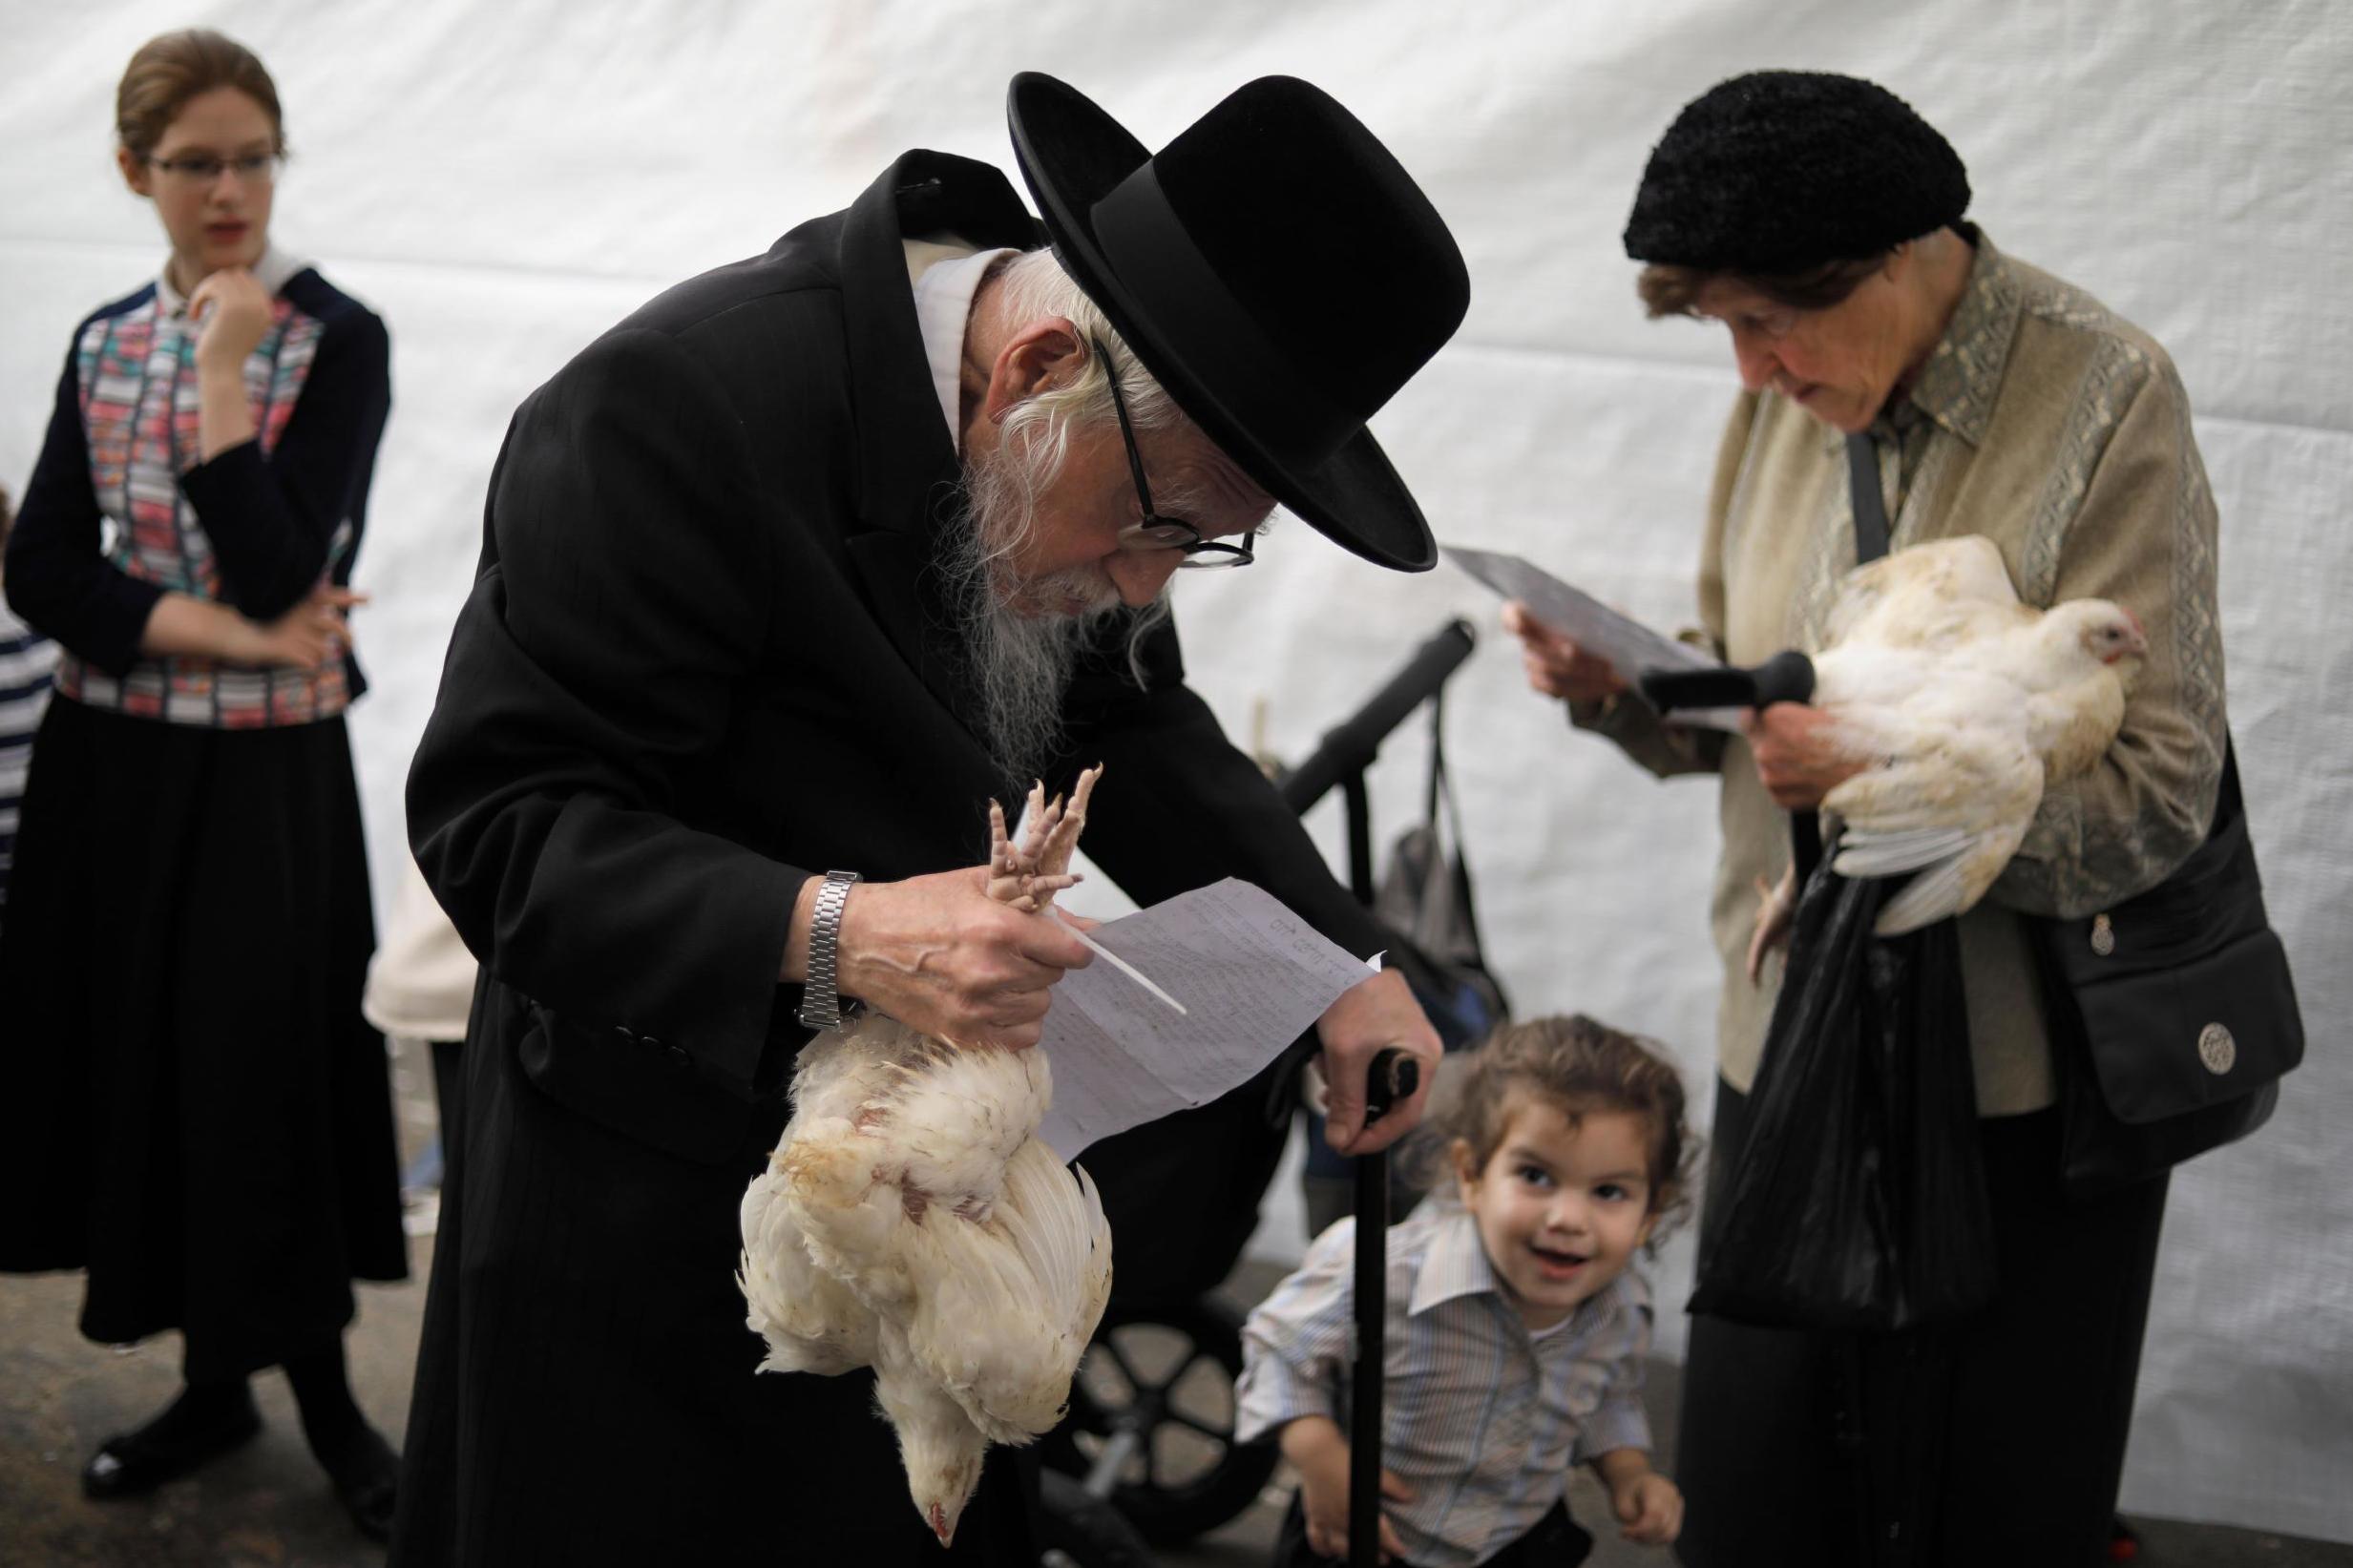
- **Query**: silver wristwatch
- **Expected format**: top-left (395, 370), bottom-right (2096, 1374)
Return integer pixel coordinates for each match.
top-left (797, 869), bottom-right (863, 1033)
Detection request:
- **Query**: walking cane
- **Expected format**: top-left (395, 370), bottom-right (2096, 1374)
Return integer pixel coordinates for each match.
top-left (1348, 1046), bottom-right (1420, 1568)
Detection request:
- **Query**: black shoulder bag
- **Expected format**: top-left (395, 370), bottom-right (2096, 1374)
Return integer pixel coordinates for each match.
top-left (2032, 742), bottom-right (2304, 1197)
top-left (1847, 429), bottom-right (2302, 1198)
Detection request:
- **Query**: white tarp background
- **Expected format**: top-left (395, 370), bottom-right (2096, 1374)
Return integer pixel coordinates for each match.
top-left (2, 0), bottom-right (2345, 1541)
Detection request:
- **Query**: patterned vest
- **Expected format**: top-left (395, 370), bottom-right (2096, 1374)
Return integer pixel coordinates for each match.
top-left (57, 252), bottom-right (354, 727)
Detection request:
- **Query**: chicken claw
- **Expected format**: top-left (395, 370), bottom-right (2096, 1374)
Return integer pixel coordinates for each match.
top-left (985, 764), bottom-right (1103, 913)
top-left (1745, 865), bottom-right (1797, 985)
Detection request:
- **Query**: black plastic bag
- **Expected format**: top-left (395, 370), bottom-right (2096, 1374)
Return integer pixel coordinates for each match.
top-left (1690, 857), bottom-right (1996, 1333)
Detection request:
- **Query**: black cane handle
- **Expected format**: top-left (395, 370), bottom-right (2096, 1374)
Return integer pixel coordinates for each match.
top-left (1364, 1046), bottom-right (1419, 1127)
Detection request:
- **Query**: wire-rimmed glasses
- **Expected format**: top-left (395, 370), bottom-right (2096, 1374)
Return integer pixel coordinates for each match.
top-left (1093, 337), bottom-right (1253, 569)
top-left (146, 152), bottom-right (280, 188)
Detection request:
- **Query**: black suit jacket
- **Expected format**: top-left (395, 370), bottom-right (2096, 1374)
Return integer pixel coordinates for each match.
top-left (410, 151), bottom-right (1387, 1167)
top-left (397, 152), bottom-right (1397, 1563)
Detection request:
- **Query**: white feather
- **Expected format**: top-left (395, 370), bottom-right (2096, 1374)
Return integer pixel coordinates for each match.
top-left (1831, 825), bottom-right (1978, 878)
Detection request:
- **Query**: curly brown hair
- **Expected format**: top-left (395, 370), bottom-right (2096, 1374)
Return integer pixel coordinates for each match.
top-left (1407, 1014), bottom-right (1698, 1242)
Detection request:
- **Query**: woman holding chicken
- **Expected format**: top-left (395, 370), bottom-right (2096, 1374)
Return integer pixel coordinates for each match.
top-left (1506, 72), bottom-right (2227, 1565)
top-left (0, 29), bottom-right (405, 1539)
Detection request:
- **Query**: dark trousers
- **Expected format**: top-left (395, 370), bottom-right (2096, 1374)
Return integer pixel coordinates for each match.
top-left (1273, 1492), bottom-right (1591, 1568)
top-left (1674, 1077), bottom-right (2168, 1568)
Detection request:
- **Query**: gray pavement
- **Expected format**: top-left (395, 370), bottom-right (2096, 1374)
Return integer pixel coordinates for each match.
top-left (1, 1039), bottom-right (2342, 1566)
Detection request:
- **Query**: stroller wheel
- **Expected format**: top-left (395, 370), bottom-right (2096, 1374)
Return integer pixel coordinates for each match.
top-left (1038, 1469), bottom-right (1155, 1567)
top-left (1042, 1296), bottom-right (1279, 1545)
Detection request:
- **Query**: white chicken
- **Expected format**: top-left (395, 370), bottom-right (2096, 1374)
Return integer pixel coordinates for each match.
top-left (1748, 535), bottom-right (2148, 966)
top-left (738, 768), bottom-right (1115, 1546)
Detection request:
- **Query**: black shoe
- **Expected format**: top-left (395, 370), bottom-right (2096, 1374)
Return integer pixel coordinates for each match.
top-left (322, 1424), bottom-right (399, 1541)
top-left (82, 1390), bottom-right (263, 1498)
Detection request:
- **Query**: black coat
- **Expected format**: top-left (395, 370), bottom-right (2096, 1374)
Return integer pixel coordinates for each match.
top-left (390, 153), bottom-right (1389, 1566)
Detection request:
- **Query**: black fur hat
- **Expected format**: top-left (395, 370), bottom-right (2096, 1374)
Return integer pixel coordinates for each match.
top-left (1624, 72), bottom-right (1969, 273)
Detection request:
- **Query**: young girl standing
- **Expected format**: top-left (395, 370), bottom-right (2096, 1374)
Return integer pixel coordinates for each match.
top-left (1238, 1015), bottom-right (1691, 1565)
top-left (0, 29), bottom-right (406, 1538)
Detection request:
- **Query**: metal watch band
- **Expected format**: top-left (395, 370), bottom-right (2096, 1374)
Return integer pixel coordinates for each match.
top-left (796, 869), bottom-right (862, 1033)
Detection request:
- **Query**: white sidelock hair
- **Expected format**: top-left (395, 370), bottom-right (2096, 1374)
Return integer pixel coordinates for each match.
top-left (950, 249), bottom-right (1279, 781)
top-left (983, 247), bottom-right (1223, 546)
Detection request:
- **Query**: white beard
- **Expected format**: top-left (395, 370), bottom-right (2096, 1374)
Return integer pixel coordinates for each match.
top-left (938, 437), bottom-right (1126, 786)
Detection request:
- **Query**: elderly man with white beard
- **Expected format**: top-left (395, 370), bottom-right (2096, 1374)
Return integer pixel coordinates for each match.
top-left (390, 73), bottom-right (1466, 1567)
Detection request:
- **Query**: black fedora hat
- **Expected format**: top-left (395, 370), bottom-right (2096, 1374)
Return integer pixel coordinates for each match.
top-left (1006, 73), bottom-right (1469, 573)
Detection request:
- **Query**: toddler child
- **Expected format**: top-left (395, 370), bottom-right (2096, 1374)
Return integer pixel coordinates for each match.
top-left (1237, 1014), bottom-right (1692, 1565)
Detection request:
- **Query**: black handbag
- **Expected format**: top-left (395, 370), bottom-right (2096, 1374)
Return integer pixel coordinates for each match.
top-left (2032, 743), bottom-right (2304, 1197)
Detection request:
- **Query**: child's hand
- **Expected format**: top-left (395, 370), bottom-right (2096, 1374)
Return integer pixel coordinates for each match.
top-left (1284, 1417), bottom-right (1416, 1563)
top-left (1610, 1469), bottom-right (1683, 1544)
top-left (1301, 1465), bottom-right (1414, 1564)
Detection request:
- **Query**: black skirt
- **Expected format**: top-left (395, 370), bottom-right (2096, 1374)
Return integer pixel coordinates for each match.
top-left (0, 697), bottom-right (407, 1380)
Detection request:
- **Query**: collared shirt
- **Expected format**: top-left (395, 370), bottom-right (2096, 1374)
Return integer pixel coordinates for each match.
top-left (155, 242), bottom-right (309, 317)
top-left (1236, 1201), bottom-right (1652, 1568)
top-left (906, 242), bottom-right (1019, 447)
top-left (1580, 231), bottom-right (2226, 1112)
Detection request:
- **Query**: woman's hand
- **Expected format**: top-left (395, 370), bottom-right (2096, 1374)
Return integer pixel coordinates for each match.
top-left (1282, 1416), bottom-right (1414, 1564)
top-left (188, 267), bottom-right (274, 370)
top-left (1502, 601), bottom-right (1627, 706)
top-left (814, 867), bottom-right (1094, 1050)
top-left (233, 585), bottom-right (364, 669)
top-left (189, 268), bottom-right (272, 458)
top-left (1742, 702), bottom-right (1868, 809)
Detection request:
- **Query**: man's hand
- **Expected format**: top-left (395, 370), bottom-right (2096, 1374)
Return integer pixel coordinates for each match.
top-left (1742, 701), bottom-right (1868, 809)
top-left (812, 867), bottom-right (1093, 1049)
top-left (1314, 968), bottom-right (1440, 1157)
top-left (1502, 600), bottom-right (1628, 706)
top-left (1281, 1416), bottom-right (1414, 1564)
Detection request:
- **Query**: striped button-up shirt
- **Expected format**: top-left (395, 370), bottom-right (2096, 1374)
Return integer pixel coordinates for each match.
top-left (1236, 1201), bottom-right (1652, 1568)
